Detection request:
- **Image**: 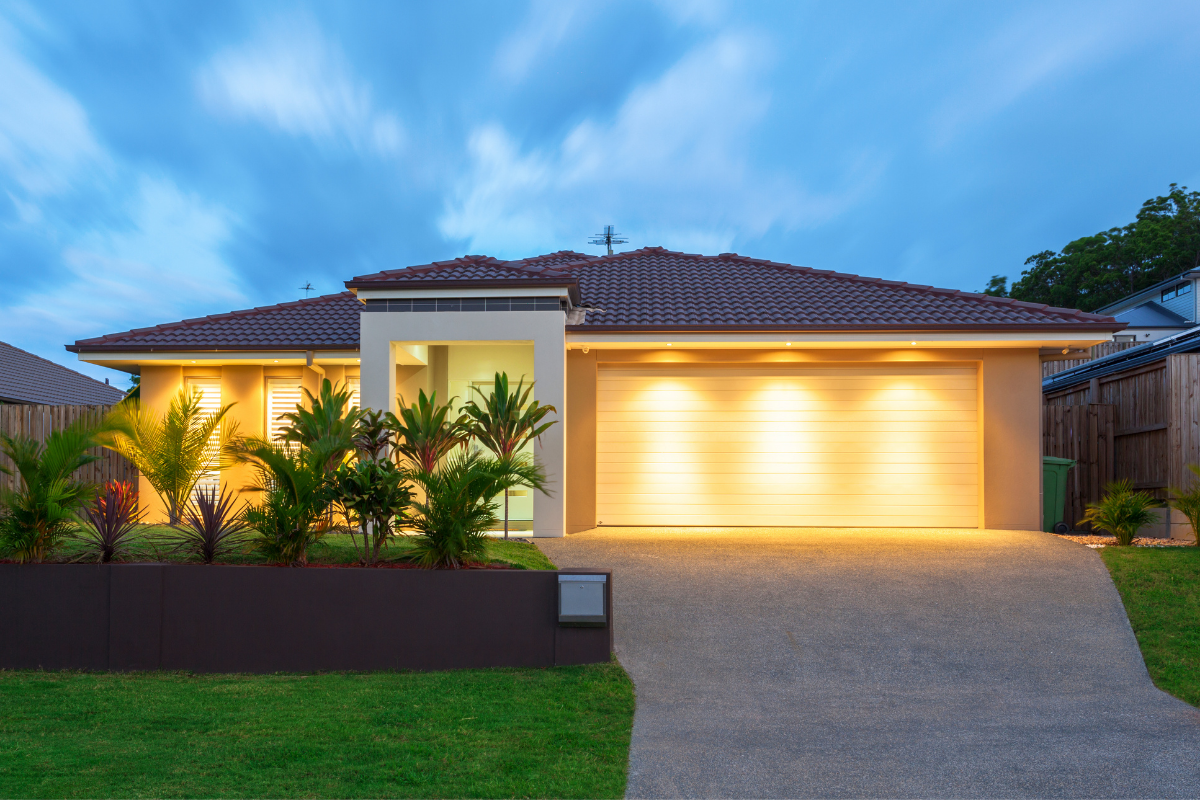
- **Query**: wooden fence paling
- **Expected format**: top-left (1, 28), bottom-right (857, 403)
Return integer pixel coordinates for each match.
top-left (1042, 403), bottom-right (1114, 530)
top-left (0, 404), bottom-right (137, 494)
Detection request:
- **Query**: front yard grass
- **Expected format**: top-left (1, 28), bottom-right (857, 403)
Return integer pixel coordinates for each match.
top-left (1101, 547), bottom-right (1200, 707)
top-left (0, 661), bottom-right (634, 799)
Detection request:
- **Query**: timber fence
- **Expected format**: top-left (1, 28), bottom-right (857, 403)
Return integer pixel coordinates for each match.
top-left (0, 404), bottom-right (137, 493)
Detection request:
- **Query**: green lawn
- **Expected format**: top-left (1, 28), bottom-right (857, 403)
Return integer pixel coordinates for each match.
top-left (0, 662), bottom-right (634, 799)
top-left (51, 528), bottom-right (556, 570)
top-left (1101, 547), bottom-right (1200, 707)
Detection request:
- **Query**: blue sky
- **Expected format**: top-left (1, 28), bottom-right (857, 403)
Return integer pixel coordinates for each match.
top-left (2, 0), bottom-right (1200, 384)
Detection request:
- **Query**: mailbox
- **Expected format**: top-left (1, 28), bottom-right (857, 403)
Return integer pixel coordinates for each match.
top-left (558, 574), bottom-right (607, 626)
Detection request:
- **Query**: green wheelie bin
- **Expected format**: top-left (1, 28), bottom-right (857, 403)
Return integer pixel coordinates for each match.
top-left (1042, 456), bottom-right (1076, 533)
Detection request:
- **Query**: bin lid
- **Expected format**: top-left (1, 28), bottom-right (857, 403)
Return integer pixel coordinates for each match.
top-left (1043, 455), bottom-right (1076, 467)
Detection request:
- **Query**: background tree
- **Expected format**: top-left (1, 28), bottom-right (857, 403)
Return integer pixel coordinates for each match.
top-left (461, 372), bottom-right (556, 539)
top-left (1009, 184), bottom-right (1200, 312)
top-left (980, 275), bottom-right (1008, 297)
top-left (101, 389), bottom-right (239, 524)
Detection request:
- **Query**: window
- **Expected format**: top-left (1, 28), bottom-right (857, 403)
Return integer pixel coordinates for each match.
top-left (266, 378), bottom-right (304, 444)
top-left (185, 377), bottom-right (222, 499)
top-left (347, 377), bottom-right (360, 410)
top-left (1162, 282), bottom-right (1192, 302)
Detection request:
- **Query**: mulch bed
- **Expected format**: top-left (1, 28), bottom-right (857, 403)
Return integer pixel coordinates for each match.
top-left (1054, 533), bottom-right (1194, 548)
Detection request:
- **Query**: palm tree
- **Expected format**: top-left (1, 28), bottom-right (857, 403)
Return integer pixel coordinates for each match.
top-left (386, 390), bottom-right (467, 473)
top-left (101, 388), bottom-right (239, 524)
top-left (461, 372), bottom-right (557, 539)
top-left (276, 378), bottom-right (360, 471)
top-left (0, 422), bottom-right (100, 562)
top-left (235, 437), bottom-right (341, 566)
top-left (404, 450), bottom-right (545, 568)
top-left (1079, 480), bottom-right (1159, 546)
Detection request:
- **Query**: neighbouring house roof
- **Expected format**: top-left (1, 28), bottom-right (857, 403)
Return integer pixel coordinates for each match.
top-left (1094, 270), bottom-right (1200, 315)
top-left (0, 341), bottom-right (126, 405)
top-left (1111, 301), bottom-right (1191, 328)
top-left (71, 248), bottom-right (1123, 357)
top-left (1043, 323), bottom-right (1200, 392)
top-left (349, 247), bottom-right (1121, 332)
top-left (67, 292), bottom-right (362, 353)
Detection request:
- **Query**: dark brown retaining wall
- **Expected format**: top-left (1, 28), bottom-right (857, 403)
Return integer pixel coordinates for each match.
top-left (0, 565), bottom-right (612, 673)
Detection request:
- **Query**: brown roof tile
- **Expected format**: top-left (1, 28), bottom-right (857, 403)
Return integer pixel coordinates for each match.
top-left (68, 292), bottom-right (362, 352)
top-left (71, 248), bottom-right (1120, 355)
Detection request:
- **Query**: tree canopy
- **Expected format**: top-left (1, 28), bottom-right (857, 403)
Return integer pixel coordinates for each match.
top-left (992, 185), bottom-right (1200, 312)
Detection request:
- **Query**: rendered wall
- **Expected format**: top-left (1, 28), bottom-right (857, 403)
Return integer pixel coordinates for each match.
top-left (137, 365), bottom-right (183, 522)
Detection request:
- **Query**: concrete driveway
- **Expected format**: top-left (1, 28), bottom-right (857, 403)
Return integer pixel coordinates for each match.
top-left (538, 528), bottom-right (1200, 798)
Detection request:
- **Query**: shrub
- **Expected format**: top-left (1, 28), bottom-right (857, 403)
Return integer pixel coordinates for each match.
top-left (1079, 480), bottom-right (1160, 546)
top-left (330, 457), bottom-right (411, 565)
top-left (168, 485), bottom-right (251, 563)
top-left (236, 439), bottom-right (336, 566)
top-left (0, 424), bottom-right (100, 563)
top-left (71, 481), bottom-right (142, 563)
top-left (101, 389), bottom-right (239, 523)
top-left (352, 409), bottom-right (392, 460)
top-left (1170, 463), bottom-right (1200, 546)
top-left (461, 372), bottom-right (556, 539)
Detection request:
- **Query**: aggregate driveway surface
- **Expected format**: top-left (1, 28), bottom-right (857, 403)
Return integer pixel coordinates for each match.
top-left (537, 528), bottom-right (1200, 798)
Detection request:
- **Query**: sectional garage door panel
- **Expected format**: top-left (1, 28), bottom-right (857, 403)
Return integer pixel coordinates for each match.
top-left (595, 365), bottom-right (979, 528)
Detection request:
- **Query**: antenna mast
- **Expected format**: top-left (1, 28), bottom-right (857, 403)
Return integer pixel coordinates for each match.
top-left (299, 282), bottom-right (314, 298)
top-left (589, 225), bottom-right (628, 256)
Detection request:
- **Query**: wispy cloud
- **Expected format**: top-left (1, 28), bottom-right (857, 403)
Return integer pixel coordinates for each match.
top-left (443, 33), bottom-right (882, 256)
top-left (198, 14), bottom-right (403, 155)
top-left (0, 16), bottom-right (107, 196)
top-left (494, 0), bottom-right (583, 83)
top-left (0, 14), bottom-right (245, 379)
top-left (929, 4), bottom-right (1143, 148)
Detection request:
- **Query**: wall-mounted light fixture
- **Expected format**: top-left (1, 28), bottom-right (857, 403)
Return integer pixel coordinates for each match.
top-left (582, 345), bottom-right (590, 354)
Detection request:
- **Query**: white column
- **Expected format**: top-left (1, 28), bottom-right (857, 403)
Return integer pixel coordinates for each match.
top-left (360, 325), bottom-right (396, 416)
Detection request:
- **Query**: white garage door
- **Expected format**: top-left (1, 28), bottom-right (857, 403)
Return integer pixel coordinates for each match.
top-left (596, 365), bottom-right (979, 528)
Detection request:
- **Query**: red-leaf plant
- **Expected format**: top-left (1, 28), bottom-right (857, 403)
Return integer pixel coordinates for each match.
top-left (72, 480), bottom-right (142, 563)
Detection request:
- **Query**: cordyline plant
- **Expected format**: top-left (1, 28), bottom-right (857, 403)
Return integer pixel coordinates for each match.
top-left (1079, 479), bottom-right (1160, 546)
top-left (236, 438), bottom-right (338, 566)
top-left (100, 389), bottom-right (239, 524)
top-left (0, 423), bottom-right (100, 563)
top-left (331, 458), bottom-right (411, 565)
top-left (387, 390), bottom-right (467, 472)
top-left (404, 449), bottom-right (545, 568)
top-left (168, 485), bottom-right (252, 564)
top-left (276, 379), bottom-right (361, 471)
top-left (1169, 463), bottom-right (1200, 546)
top-left (461, 372), bottom-right (556, 539)
top-left (71, 480), bottom-right (142, 563)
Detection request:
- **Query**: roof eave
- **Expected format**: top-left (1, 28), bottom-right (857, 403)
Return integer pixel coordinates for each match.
top-left (66, 343), bottom-right (360, 354)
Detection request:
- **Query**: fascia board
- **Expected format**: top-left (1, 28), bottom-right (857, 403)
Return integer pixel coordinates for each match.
top-left (565, 330), bottom-right (1115, 348)
top-left (355, 285), bottom-right (571, 300)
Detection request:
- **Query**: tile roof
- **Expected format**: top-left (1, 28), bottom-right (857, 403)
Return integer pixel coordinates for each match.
top-left (68, 292), bottom-right (362, 352)
top-left (0, 341), bottom-right (126, 405)
top-left (351, 247), bottom-right (1121, 331)
top-left (72, 248), bottom-right (1121, 355)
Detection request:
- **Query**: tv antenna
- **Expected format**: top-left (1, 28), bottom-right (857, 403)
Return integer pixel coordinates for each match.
top-left (299, 282), bottom-right (314, 298)
top-left (589, 225), bottom-right (628, 255)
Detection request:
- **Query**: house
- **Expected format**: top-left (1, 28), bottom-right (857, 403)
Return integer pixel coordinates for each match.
top-left (68, 247), bottom-right (1123, 535)
top-left (0, 340), bottom-right (126, 406)
top-left (1043, 326), bottom-right (1200, 539)
top-left (1093, 271), bottom-right (1200, 344)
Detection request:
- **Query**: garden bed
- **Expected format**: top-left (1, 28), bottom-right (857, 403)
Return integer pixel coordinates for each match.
top-left (1054, 533), bottom-right (1194, 548)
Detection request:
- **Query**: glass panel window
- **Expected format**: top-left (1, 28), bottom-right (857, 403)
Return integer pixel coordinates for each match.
top-left (266, 378), bottom-right (304, 444)
top-left (184, 377), bottom-right (222, 499)
top-left (347, 377), bottom-right (361, 411)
